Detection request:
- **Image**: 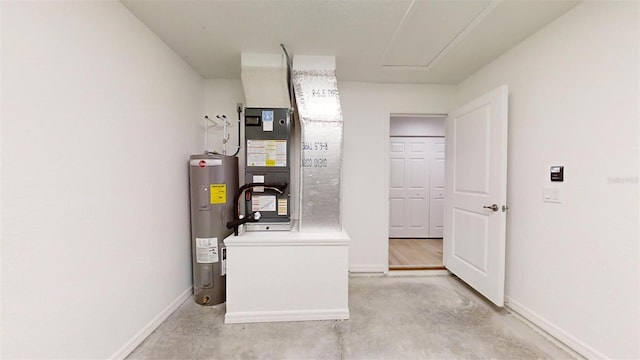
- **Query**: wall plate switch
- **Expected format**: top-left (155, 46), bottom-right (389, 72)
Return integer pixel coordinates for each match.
top-left (543, 186), bottom-right (561, 203)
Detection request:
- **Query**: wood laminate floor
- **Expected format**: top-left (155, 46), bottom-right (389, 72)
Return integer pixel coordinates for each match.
top-left (389, 238), bottom-right (444, 270)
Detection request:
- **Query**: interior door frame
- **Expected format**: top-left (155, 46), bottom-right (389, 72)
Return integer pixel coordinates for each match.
top-left (385, 113), bottom-right (448, 273)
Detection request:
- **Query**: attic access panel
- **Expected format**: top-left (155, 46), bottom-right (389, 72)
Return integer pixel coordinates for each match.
top-left (382, 1), bottom-right (491, 67)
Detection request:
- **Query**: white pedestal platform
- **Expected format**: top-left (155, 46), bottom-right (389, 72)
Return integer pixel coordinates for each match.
top-left (224, 227), bottom-right (350, 324)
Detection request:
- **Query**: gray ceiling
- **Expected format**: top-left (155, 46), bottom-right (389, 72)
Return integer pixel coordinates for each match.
top-left (122, 0), bottom-right (580, 84)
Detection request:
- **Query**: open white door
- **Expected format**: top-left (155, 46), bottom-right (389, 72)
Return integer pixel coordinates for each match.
top-left (444, 85), bottom-right (508, 307)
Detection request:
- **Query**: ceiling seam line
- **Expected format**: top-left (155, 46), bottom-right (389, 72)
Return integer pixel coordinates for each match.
top-left (380, 0), bottom-right (500, 70)
top-left (377, 0), bottom-right (416, 68)
top-left (421, 0), bottom-right (501, 70)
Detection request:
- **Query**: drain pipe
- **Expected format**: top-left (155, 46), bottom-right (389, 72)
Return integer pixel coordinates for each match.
top-left (280, 44), bottom-right (294, 109)
top-left (232, 103), bottom-right (242, 157)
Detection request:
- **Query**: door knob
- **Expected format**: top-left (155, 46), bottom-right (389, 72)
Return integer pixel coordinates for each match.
top-left (483, 204), bottom-right (499, 212)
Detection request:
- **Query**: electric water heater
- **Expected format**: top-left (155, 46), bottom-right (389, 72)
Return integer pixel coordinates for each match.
top-left (188, 154), bottom-right (238, 305)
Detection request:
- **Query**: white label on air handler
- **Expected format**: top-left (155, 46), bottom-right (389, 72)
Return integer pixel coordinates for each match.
top-left (278, 198), bottom-right (288, 216)
top-left (262, 110), bottom-right (274, 132)
top-left (196, 237), bottom-right (218, 263)
top-left (252, 195), bottom-right (276, 212)
top-left (246, 140), bottom-right (287, 167)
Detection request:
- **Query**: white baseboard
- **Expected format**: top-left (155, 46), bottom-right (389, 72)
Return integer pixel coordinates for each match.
top-left (225, 308), bottom-right (349, 324)
top-left (387, 269), bottom-right (451, 277)
top-left (505, 296), bottom-right (606, 359)
top-left (349, 272), bottom-right (385, 277)
top-left (349, 264), bottom-right (387, 273)
top-left (110, 287), bottom-right (192, 360)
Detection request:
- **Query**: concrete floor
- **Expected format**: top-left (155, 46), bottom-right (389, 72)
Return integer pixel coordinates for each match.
top-left (128, 275), bottom-right (574, 359)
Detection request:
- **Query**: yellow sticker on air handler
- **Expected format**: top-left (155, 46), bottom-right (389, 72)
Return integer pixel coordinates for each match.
top-left (210, 184), bottom-right (226, 204)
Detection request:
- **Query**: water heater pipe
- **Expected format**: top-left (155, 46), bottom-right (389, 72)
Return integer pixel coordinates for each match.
top-left (216, 115), bottom-right (231, 155)
top-left (204, 115), bottom-right (218, 154)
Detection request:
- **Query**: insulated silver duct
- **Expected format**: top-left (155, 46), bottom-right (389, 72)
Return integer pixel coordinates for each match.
top-left (292, 55), bottom-right (343, 232)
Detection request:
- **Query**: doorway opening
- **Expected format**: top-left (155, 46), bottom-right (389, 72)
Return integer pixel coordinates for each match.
top-left (388, 114), bottom-right (446, 270)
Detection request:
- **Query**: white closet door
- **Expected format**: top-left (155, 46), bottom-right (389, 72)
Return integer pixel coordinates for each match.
top-left (429, 138), bottom-right (445, 237)
top-left (389, 137), bottom-right (429, 238)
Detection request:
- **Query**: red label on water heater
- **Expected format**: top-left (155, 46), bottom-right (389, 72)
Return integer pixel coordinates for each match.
top-left (199, 160), bottom-right (206, 168)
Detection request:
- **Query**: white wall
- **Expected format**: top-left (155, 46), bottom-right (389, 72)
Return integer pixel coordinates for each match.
top-left (390, 116), bottom-right (445, 137)
top-left (1, 2), bottom-right (203, 358)
top-left (455, 2), bottom-right (639, 358)
top-left (340, 82), bottom-right (454, 272)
